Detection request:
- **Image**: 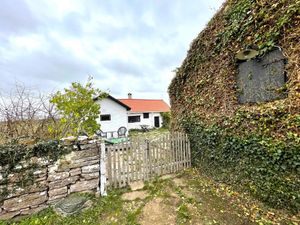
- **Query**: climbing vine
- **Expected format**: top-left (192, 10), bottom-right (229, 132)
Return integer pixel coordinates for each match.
top-left (0, 141), bottom-right (70, 202)
top-left (169, 0), bottom-right (300, 214)
top-left (182, 118), bottom-right (300, 213)
top-left (215, 0), bottom-right (300, 53)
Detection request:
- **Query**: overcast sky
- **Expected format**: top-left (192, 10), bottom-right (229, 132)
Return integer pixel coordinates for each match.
top-left (0, 0), bottom-right (224, 103)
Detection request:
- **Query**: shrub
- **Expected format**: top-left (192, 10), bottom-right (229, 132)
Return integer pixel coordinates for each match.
top-left (183, 118), bottom-right (300, 213)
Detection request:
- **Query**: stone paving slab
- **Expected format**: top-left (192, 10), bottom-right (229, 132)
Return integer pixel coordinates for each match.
top-left (122, 191), bottom-right (148, 201)
top-left (129, 181), bottom-right (145, 191)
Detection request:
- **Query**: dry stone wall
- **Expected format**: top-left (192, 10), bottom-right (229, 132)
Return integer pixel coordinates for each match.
top-left (0, 137), bottom-right (102, 220)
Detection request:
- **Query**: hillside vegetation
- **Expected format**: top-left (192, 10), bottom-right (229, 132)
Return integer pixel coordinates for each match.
top-left (169, 0), bottom-right (300, 213)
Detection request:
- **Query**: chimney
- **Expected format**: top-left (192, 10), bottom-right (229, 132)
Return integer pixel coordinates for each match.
top-left (128, 93), bottom-right (132, 99)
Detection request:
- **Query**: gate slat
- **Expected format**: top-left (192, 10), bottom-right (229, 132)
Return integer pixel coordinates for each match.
top-left (154, 138), bottom-right (158, 175)
top-left (172, 134), bottom-right (175, 171)
top-left (103, 132), bottom-right (191, 189)
top-left (178, 132), bottom-right (182, 170)
top-left (182, 133), bottom-right (184, 169)
top-left (179, 133), bottom-right (182, 169)
top-left (125, 140), bottom-right (129, 184)
top-left (136, 139), bottom-right (140, 181)
top-left (136, 139), bottom-right (140, 180)
top-left (120, 141), bottom-right (125, 186)
top-left (178, 133), bottom-right (181, 170)
top-left (129, 141), bottom-right (133, 182)
top-left (143, 138), bottom-right (147, 181)
top-left (157, 137), bottom-right (160, 175)
top-left (134, 139), bottom-right (138, 181)
top-left (136, 137), bottom-right (140, 181)
top-left (184, 133), bottom-right (187, 168)
top-left (119, 144), bottom-right (123, 187)
top-left (137, 139), bottom-right (142, 180)
top-left (112, 145), bottom-right (117, 187)
top-left (165, 134), bottom-right (168, 173)
top-left (188, 135), bottom-right (191, 167)
top-left (183, 133), bottom-right (187, 168)
top-left (171, 133), bottom-right (175, 173)
top-left (106, 146), bottom-right (112, 185)
top-left (159, 136), bottom-right (162, 175)
top-left (180, 132), bottom-right (183, 170)
top-left (176, 132), bottom-right (179, 172)
top-left (147, 138), bottom-right (150, 181)
top-left (185, 134), bottom-right (189, 168)
top-left (128, 139), bottom-right (133, 183)
top-left (167, 133), bottom-right (171, 173)
top-left (116, 144), bottom-right (121, 187)
top-left (161, 134), bottom-right (165, 175)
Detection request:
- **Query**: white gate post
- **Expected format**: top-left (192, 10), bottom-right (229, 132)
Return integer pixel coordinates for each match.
top-left (100, 141), bottom-right (107, 196)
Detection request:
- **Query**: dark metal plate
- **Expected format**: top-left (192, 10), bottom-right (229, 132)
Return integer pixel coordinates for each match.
top-left (237, 49), bottom-right (287, 104)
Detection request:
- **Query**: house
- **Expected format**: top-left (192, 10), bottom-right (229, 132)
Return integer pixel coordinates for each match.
top-left (95, 93), bottom-right (170, 136)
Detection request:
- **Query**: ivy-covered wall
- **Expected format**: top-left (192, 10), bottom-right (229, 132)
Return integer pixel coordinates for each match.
top-left (169, 0), bottom-right (300, 213)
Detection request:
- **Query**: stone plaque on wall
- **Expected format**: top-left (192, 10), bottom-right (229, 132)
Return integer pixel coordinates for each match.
top-left (237, 49), bottom-right (287, 104)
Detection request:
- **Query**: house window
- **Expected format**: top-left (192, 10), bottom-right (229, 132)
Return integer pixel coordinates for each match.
top-left (143, 113), bottom-right (149, 119)
top-left (128, 116), bottom-right (140, 123)
top-left (100, 114), bottom-right (111, 121)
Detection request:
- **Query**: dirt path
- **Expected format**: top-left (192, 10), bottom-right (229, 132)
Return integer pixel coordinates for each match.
top-left (139, 198), bottom-right (177, 225)
top-left (139, 178), bottom-right (252, 225)
top-left (118, 169), bottom-right (299, 225)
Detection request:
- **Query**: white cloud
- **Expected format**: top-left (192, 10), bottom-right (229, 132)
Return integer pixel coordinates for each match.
top-left (0, 0), bottom-right (225, 103)
top-left (9, 34), bottom-right (45, 52)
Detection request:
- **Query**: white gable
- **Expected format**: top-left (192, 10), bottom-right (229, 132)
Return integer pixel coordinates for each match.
top-left (96, 98), bottom-right (128, 133)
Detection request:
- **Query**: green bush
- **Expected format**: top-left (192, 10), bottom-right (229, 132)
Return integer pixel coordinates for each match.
top-left (50, 78), bottom-right (106, 137)
top-left (161, 112), bottom-right (171, 129)
top-left (183, 119), bottom-right (300, 213)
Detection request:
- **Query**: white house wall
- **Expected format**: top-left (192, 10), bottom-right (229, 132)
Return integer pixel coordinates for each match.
top-left (96, 98), bottom-right (128, 134)
top-left (127, 112), bottom-right (163, 130)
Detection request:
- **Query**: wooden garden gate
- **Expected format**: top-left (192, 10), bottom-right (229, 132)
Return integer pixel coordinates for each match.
top-left (100, 132), bottom-right (191, 192)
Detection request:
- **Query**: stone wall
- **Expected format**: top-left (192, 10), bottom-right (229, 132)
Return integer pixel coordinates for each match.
top-left (0, 137), bottom-right (102, 220)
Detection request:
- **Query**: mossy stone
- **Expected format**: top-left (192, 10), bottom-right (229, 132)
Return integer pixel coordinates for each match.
top-left (54, 195), bottom-right (91, 216)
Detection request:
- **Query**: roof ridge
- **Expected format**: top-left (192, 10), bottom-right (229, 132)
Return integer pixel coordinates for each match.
top-left (118, 98), bottom-right (165, 101)
top-left (117, 97), bottom-right (170, 112)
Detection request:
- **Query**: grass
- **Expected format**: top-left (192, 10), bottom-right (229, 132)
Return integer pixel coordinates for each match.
top-left (143, 176), bottom-right (173, 198)
top-left (176, 202), bottom-right (191, 225)
top-left (1, 169), bottom-right (299, 225)
top-left (128, 127), bottom-right (169, 139)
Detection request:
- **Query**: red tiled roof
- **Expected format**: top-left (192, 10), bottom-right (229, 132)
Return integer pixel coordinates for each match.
top-left (118, 99), bottom-right (170, 113)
